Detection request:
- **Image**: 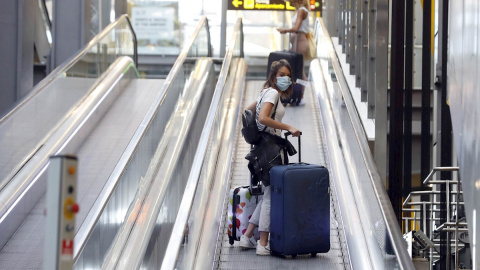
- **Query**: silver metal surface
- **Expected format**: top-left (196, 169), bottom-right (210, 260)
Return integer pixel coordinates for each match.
top-left (73, 79), bottom-right (164, 269)
top-left (101, 59), bottom-right (215, 270)
top-left (0, 14), bottom-right (136, 188)
top-left (349, 0), bottom-right (356, 71)
top-left (374, 0), bottom-right (389, 183)
top-left (213, 79), bottom-right (349, 270)
top-left (355, 0), bottom-right (362, 87)
top-left (34, 0), bottom-right (52, 63)
top-left (448, 1), bottom-right (480, 266)
top-left (367, 0), bottom-right (376, 119)
top-left (311, 18), bottom-right (414, 267)
top-left (330, 47), bottom-right (412, 267)
top-left (402, 167), bottom-right (466, 269)
top-left (0, 58), bottom-right (148, 269)
top-left (161, 18), bottom-right (245, 269)
top-left (0, 56), bottom-right (135, 254)
top-left (166, 58), bottom-right (245, 270)
top-left (361, 0), bottom-right (368, 103)
top-left (311, 60), bottom-right (377, 269)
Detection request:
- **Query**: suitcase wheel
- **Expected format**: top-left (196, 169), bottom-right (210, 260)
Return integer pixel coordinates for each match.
top-left (311, 253), bottom-right (317, 257)
top-left (228, 236), bottom-right (234, 245)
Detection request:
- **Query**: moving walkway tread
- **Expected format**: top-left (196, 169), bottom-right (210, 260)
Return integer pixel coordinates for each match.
top-left (0, 79), bottom-right (164, 270)
top-left (213, 80), bottom-right (350, 269)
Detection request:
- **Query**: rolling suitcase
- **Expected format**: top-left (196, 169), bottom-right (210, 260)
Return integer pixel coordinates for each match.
top-left (266, 34), bottom-right (304, 106)
top-left (270, 132), bottom-right (330, 257)
top-left (227, 184), bottom-right (263, 245)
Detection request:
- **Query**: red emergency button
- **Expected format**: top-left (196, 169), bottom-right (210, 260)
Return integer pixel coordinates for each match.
top-left (70, 203), bottom-right (79, 213)
top-left (64, 198), bottom-right (79, 220)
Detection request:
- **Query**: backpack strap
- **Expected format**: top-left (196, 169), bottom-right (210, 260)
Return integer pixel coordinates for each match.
top-left (257, 89), bottom-right (280, 133)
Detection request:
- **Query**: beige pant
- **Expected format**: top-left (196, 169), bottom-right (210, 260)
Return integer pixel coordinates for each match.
top-left (249, 187), bottom-right (271, 232)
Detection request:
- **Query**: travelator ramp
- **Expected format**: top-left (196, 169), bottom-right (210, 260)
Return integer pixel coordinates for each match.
top-left (0, 15), bottom-right (414, 269)
top-left (0, 15), bottom-right (213, 269)
top-left (101, 19), bottom-right (414, 269)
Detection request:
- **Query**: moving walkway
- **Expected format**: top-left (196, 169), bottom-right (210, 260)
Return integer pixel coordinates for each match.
top-left (0, 15), bottom-right (413, 270)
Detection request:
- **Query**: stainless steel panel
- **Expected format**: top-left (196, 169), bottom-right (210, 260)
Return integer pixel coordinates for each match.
top-left (0, 56), bottom-right (135, 253)
top-left (162, 19), bottom-right (249, 270)
top-left (73, 79), bottom-right (164, 269)
top-left (0, 57), bottom-right (142, 269)
top-left (210, 77), bottom-right (350, 269)
top-left (374, 0), bottom-right (389, 183)
top-left (355, 0), bottom-right (362, 88)
top-left (169, 58), bottom-right (245, 270)
top-left (0, 15), bottom-right (136, 188)
top-left (314, 16), bottom-right (414, 269)
top-left (367, 0), bottom-right (376, 119)
top-left (361, 0), bottom-right (368, 103)
top-left (448, 0), bottom-right (480, 266)
top-left (101, 58), bottom-right (215, 269)
top-left (349, 0), bottom-right (356, 70)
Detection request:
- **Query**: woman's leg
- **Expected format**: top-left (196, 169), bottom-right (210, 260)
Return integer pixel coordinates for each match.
top-left (243, 196), bottom-right (263, 238)
top-left (244, 223), bottom-right (257, 238)
top-left (292, 33), bottom-right (309, 101)
top-left (257, 188), bottom-right (271, 247)
top-left (259, 231), bottom-right (269, 247)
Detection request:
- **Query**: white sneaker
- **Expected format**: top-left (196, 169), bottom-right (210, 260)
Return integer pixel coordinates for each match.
top-left (239, 235), bottom-right (256, 249)
top-left (256, 240), bottom-right (271, 256)
top-left (298, 99), bottom-right (306, 106)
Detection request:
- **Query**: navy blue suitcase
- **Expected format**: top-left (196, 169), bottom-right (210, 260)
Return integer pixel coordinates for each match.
top-left (270, 133), bottom-right (330, 257)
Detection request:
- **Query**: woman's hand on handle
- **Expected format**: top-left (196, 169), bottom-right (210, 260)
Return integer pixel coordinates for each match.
top-left (288, 127), bottom-right (301, 137)
top-left (276, 28), bottom-right (287, 34)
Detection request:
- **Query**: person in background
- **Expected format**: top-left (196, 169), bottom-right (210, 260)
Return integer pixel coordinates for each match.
top-left (239, 59), bottom-right (301, 255)
top-left (276, 0), bottom-right (310, 106)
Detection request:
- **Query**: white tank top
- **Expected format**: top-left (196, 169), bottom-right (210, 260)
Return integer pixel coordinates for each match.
top-left (292, 6), bottom-right (309, 34)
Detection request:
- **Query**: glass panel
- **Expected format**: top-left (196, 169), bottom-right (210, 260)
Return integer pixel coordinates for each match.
top-left (0, 17), bottom-right (135, 188)
top-left (74, 17), bottom-right (211, 269)
top-left (173, 18), bottom-right (244, 269)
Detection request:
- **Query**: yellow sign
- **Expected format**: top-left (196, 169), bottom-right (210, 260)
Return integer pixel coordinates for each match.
top-left (286, 1), bottom-right (295, 10)
top-left (244, 0), bottom-right (254, 9)
top-left (232, 0), bottom-right (243, 8)
top-left (228, 0), bottom-right (296, 11)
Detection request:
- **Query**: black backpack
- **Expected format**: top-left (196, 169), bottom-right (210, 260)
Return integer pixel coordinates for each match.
top-left (241, 91), bottom-right (278, 145)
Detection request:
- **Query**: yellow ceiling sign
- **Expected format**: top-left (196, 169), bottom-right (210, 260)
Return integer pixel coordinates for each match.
top-left (232, 0), bottom-right (242, 8)
top-left (228, 0), bottom-right (295, 11)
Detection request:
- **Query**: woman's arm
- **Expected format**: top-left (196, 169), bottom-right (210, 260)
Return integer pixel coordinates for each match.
top-left (258, 102), bottom-right (301, 136)
top-left (276, 8), bottom-right (308, 34)
top-left (246, 101), bottom-right (256, 111)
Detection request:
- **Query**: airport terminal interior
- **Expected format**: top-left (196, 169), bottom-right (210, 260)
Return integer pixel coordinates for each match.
top-left (0, 0), bottom-right (479, 269)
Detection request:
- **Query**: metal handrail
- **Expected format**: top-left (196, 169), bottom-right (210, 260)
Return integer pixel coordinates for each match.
top-left (99, 16), bottom-right (212, 269)
top-left (315, 17), bottom-right (415, 269)
top-left (317, 18), bottom-right (414, 269)
top-left (401, 166), bottom-right (465, 269)
top-left (0, 56), bottom-right (137, 252)
top-left (160, 18), bottom-right (244, 270)
top-left (0, 14), bottom-right (137, 124)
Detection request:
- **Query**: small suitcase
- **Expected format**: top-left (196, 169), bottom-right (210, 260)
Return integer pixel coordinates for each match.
top-left (267, 34), bottom-right (304, 106)
top-left (281, 83), bottom-right (303, 106)
top-left (270, 132), bottom-right (330, 257)
top-left (266, 50), bottom-right (303, 83)
top-left (227, 185), bottom-right (263, 245)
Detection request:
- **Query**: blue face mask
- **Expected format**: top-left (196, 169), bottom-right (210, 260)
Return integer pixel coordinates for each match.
top-left (276, 76), bottom-right (292, 91)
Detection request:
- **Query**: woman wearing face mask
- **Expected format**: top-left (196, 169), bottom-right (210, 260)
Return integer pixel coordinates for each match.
top-left (239, 59), bottom-right (301, 255)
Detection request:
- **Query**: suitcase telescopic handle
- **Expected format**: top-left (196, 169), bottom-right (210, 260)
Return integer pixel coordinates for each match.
top-left (284, 131), bottom-right (302, 162)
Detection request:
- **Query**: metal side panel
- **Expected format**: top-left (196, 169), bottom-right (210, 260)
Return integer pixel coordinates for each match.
top-left (213, 80), bottom-right (349, 270)
top-left (0, 79), bottom-right (164, 270)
